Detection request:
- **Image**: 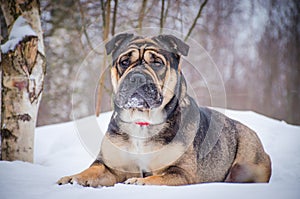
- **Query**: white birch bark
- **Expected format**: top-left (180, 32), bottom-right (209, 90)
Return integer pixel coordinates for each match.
top-left (1, 0), bottom-right (46, 162)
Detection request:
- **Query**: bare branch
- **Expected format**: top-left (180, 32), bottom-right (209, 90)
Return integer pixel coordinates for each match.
top-left (96, 0), bottom-right (111, 116)
top-left (104, 0), bottom-right (111, 39)
top-left (160, 0), bottom-right (165, 33)
top-left (101, 0), bottom-right (106, 30)
top-left (111, 0), bottom-right (118, 36)
top-left (184, 0), bottom-right (208, 41)
top-left (138, 0), bottom-right (148, 32)
top-left (163, 0), bottom-right (170, 26)
top-left (77, 1), bottom-right (101, 54)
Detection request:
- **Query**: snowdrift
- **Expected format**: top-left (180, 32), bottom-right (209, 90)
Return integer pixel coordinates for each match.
top-left (0, 109), bottom-right (300, 199)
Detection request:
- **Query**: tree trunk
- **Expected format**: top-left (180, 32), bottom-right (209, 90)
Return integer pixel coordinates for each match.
top-left (160, 0), bottom-right (165, 33)
top-left (138, 0), bottom-right (148, 33)
top-left (1, 0), bottom-right (46, 162)
top-left (96, 0), bottom-right (111, 116)
top-left (111, 0), bottom-right (118, 36)
top-left (163, 0), bottom-right (170, 27)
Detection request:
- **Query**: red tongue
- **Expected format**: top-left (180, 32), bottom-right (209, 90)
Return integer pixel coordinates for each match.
top-left (135, 122), bottom-right (150, 126)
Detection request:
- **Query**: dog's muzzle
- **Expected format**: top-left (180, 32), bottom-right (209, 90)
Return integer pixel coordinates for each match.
top-left (115, 72), bottom-right (163, 110)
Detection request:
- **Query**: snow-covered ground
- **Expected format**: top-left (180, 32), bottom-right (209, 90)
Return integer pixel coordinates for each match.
top-left (0, 109), bottom-right (300, 199)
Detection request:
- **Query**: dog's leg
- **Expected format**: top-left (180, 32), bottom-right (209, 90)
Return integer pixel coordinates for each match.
top-left (224, 123), bottom-right (272, 183)
top-left (57, 163), bottom-right (117, 187)
top-left (225, 162), bottom-right (271, 183)
top-left (125, 167), bottom-right (192, 186)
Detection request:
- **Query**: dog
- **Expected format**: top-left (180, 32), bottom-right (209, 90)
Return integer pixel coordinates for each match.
top-left (57, 34), bottom-right (271, 187)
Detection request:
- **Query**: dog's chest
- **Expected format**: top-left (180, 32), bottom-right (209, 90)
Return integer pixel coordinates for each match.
top-left (129, 140), bottom-right (148, 173)
top-left (128, 125), bottom-right (152, 171)
top-left (101, 123), bottom-right (185, 174)
top-left (101, 125), bottom-right (156, 173)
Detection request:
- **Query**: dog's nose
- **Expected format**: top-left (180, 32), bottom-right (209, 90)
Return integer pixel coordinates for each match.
top-left (129, 73), bottom-right (146, 85)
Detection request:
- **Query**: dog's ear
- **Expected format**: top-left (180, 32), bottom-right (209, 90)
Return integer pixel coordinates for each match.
top-left (153, 34), bottom-right (189, 56)
top-left (105, 33), bottom-right (134, 55)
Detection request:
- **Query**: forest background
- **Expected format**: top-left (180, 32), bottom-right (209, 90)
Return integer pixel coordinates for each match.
top-left (1, 0), bottom-right (297, 126)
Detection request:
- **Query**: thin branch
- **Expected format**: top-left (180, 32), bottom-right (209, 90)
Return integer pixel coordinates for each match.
top-left (144, 0), bottom-right (155, 16)
top-left (138, 0), bottom-right (147, 32)
top-left (111, 0), bottom-right (118, 36)
top-left (96, 0), bottom-right (111, 116)
top-left (160, 0), bottom-right (165, 33)
top-left (104, 0), bottom-right (111, 39)
top-left (101, 0), bottom-right (106, 30)
top-left (163, 0), bottom-right (170, 26)
top-left (77, 1), bottom-right (101, 54)
top-left (184, 0), bottom-right (208, 41)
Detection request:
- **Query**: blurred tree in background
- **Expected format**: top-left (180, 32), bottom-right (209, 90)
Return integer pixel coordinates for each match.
top-left (30, 0), bottom-right (299, 125)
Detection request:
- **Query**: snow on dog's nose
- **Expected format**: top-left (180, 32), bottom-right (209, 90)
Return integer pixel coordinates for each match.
top-left (115, 72), bottom-right (163, 110)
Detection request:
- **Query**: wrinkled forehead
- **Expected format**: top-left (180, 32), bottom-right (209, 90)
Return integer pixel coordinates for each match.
top-left (112, 37), bottom-right (168, 61)
top-left (120, 38), bottom-right (161, 57)
top-left (127, 37), bottom-right (160, 49)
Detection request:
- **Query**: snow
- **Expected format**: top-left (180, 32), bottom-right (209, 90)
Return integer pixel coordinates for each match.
top-left (1, 16), bottom-right (37, 53)
top-left (0, 109), bottom-right (300, 199)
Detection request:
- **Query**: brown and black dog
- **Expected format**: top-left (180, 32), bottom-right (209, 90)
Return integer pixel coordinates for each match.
top-left (57, 34), bottom-right (271, 187)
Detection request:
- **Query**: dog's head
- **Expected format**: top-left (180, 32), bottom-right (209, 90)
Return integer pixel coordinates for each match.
top-left (106, 33), bottom-right (189, 124)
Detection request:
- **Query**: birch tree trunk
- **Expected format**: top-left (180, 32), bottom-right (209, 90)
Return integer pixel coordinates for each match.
top-left (0, 0), bottom-right (46, 162)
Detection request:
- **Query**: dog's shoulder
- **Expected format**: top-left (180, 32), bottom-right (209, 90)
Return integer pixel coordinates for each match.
top-left (199, 107), bottom-right (243, 132)
top-left (194, 107), bottom-right (240, 150)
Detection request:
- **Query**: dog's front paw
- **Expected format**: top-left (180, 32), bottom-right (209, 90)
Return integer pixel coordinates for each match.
top-left (57, 165), bottom-right (117, 187)
top-left (57, 175), bottom-right (75, 185)
top-left (125, 177), bottom-right (147, 185)
top-left (57, 174), bottom-right (102, 187)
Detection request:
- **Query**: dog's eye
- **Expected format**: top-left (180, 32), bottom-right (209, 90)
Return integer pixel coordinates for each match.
top-left (119, 58), bottom-right (130, 68)
top-left (151, 58), bottom-right (163, 68)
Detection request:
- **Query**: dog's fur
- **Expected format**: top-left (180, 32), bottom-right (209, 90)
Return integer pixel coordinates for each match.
top-left (57, 34), bottom-right (271, 187)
